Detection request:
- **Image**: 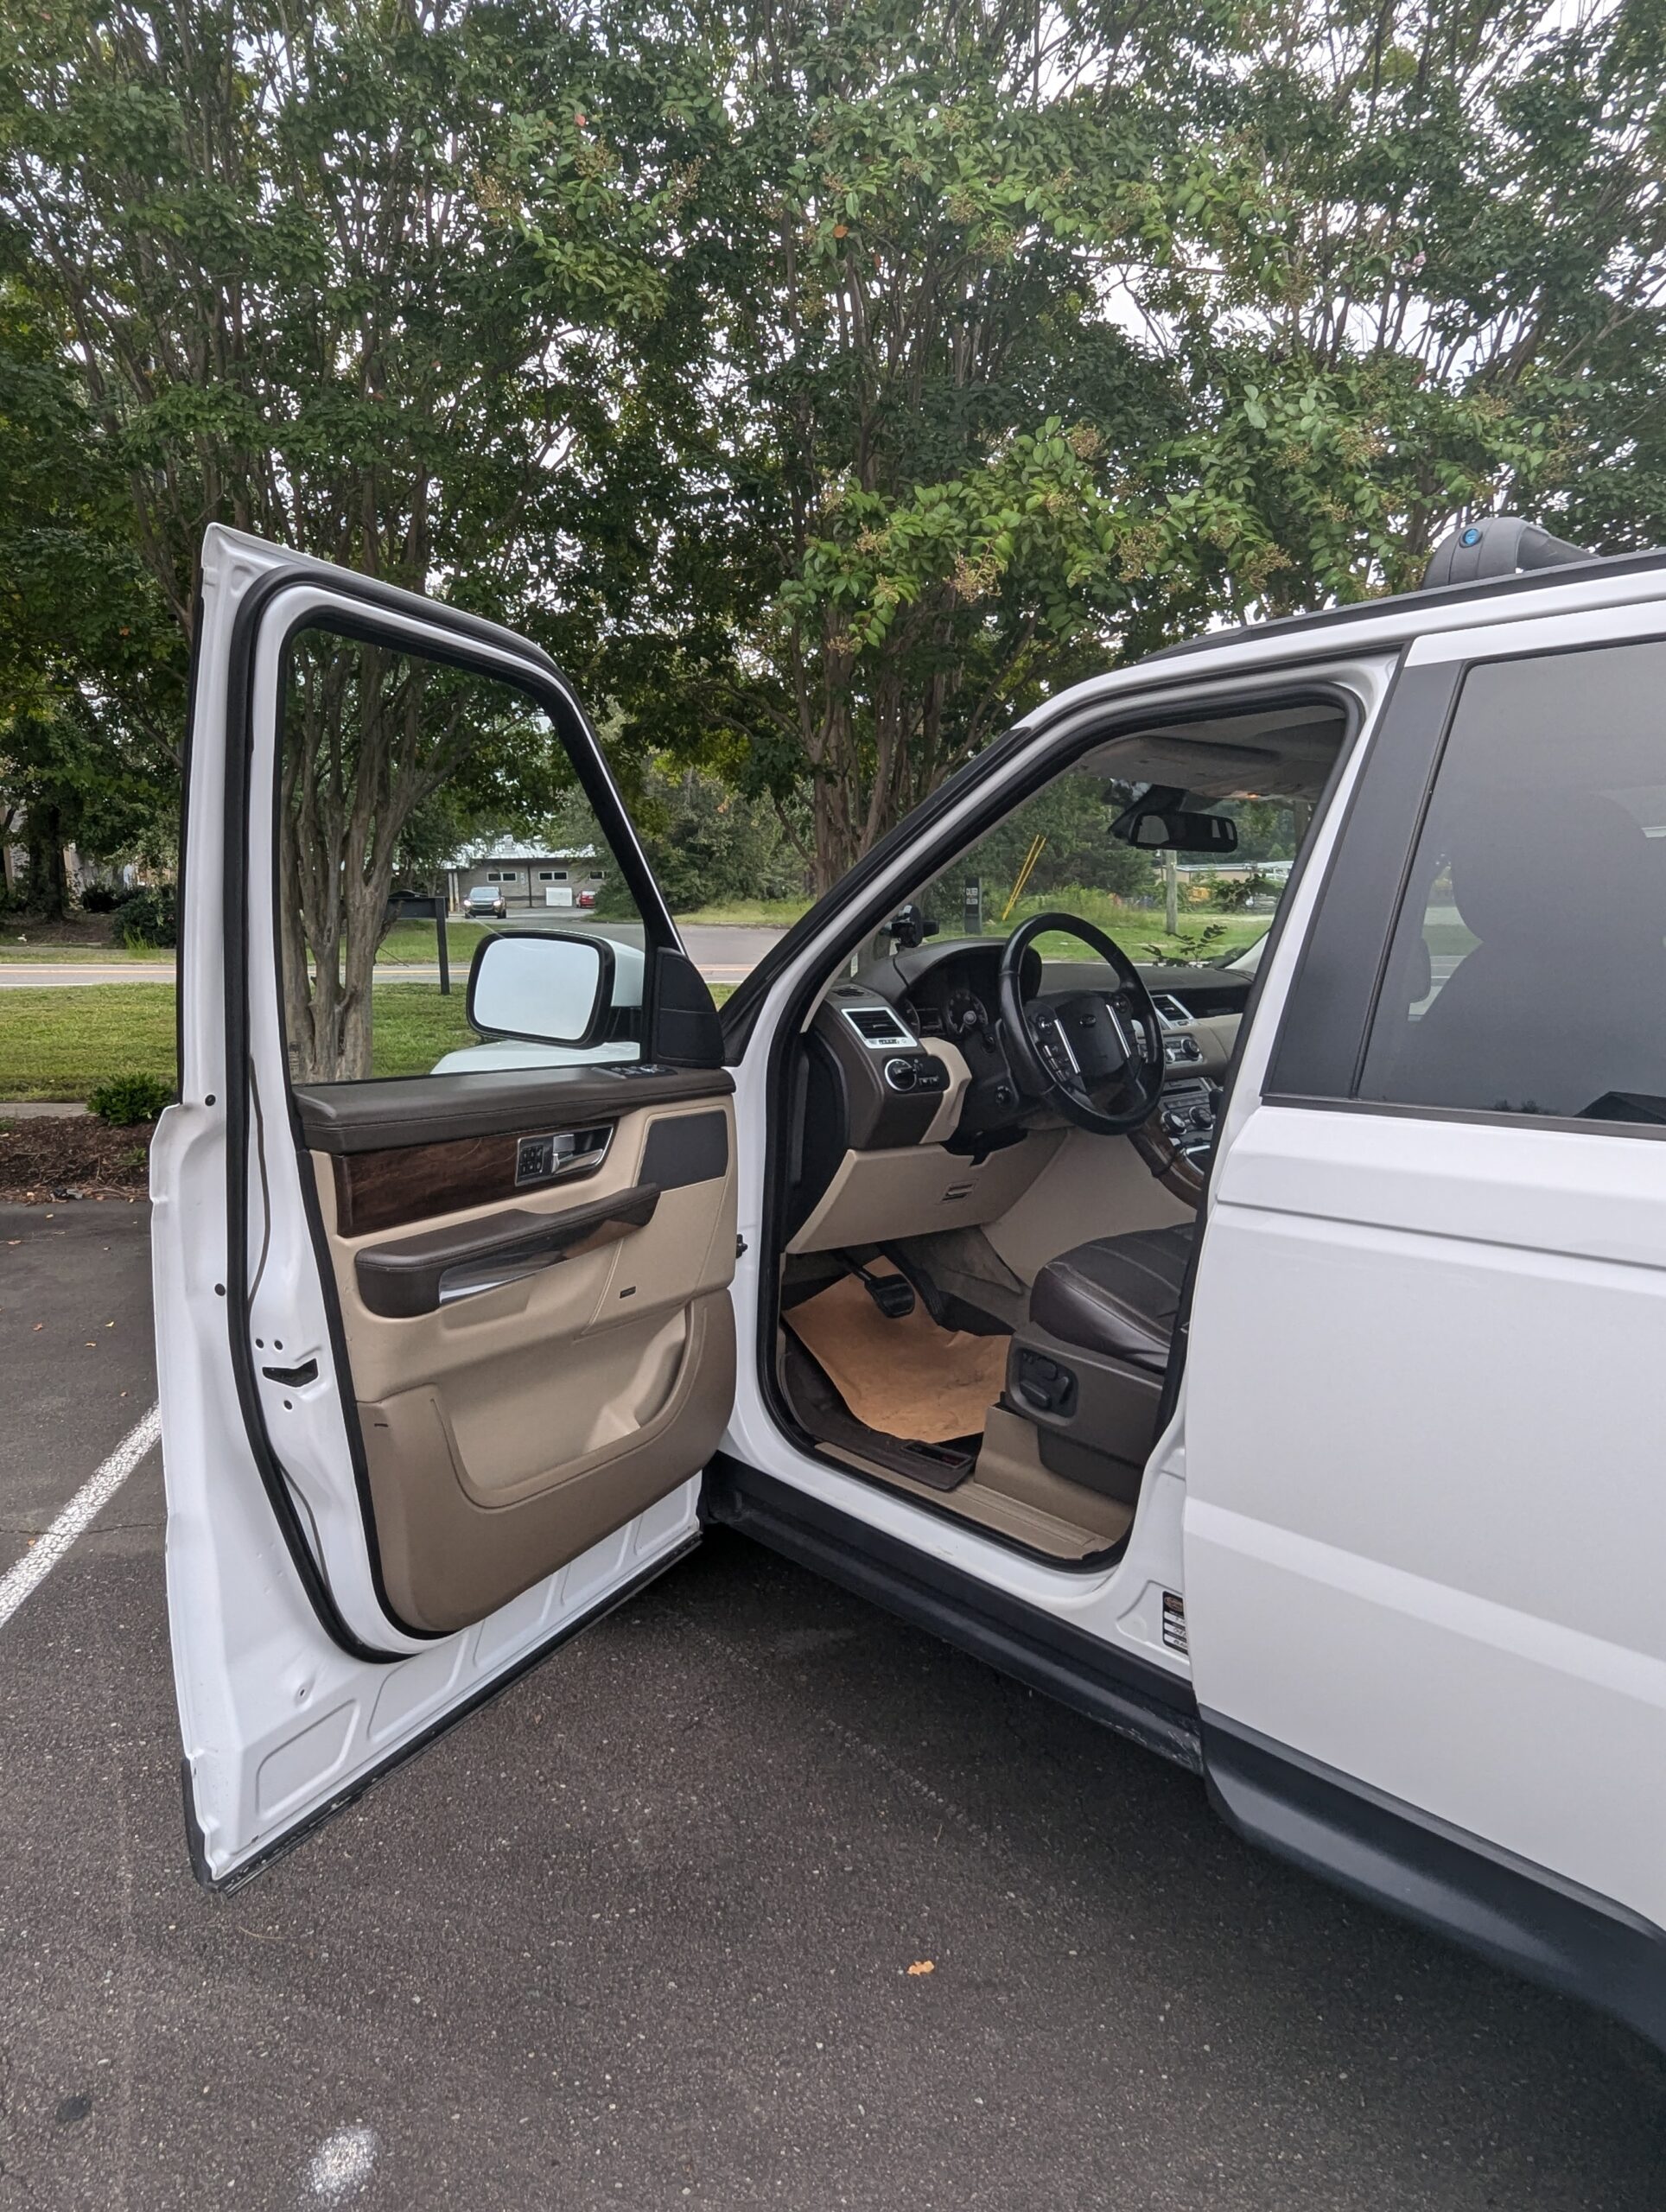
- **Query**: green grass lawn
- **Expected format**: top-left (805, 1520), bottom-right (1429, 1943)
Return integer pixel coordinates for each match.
top-left (0, 986), bottom-right (181, 1099)
top-left (672, 898), bottom-right (814, 928)
top-left (0, 979), bottom-right (737, 1101)
top-left (1063, 915), bottom-right (1268, 962)
top-left (0, 982), bottom-right (482, 1099)
top-left (376, 918), bottom-right (491, 966)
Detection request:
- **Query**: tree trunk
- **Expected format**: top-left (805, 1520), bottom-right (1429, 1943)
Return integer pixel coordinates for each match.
top-left (25, 807), bottom-right (69, 919)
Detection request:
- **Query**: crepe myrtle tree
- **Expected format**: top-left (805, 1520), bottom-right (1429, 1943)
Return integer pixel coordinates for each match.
top-left (541, 0), bottom-right (1666, 893)
top-left (0, 0), bottom-right (707, 1070)
top-left (279, 634), bottom-right (583, 1082)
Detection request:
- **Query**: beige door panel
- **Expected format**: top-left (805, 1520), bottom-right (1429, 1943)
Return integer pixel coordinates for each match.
top-left (313, 1099), bottom-right (734, 1397)
top-left (589, 1154), bottom-right (738, 1330)
top-left (442, 1303), bottom-right (692, 1501)
top-left (360, 1292), bottom-right (734, 1634)
top-left (308, 1096), bottom-right (738, 1635)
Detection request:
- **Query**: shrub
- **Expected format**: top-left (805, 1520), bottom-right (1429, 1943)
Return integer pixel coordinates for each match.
top-left (111, 883), bottom-right (176, 948)
top-left (1136, 921), bottom-right (1230, 964)
top-left (1199, 866), bottom-right (1274, 912)
top-left (79, 884), bottom-right (119, 913)
top-left (87, 1071), bottom-right (175, 1124)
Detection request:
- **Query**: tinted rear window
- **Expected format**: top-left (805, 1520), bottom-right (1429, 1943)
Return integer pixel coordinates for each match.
top-left (1358, 637), bottom-right (1666, 1125)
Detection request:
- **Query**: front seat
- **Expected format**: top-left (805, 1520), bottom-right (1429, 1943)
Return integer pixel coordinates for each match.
top-left (1005, 1225), bottom-right (1194, 1505)
top-left (1027, 1225), bottom-right (1193, 1373)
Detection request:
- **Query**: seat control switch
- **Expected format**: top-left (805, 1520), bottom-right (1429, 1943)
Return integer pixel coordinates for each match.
top-left (1014, 1350), bottom-right (1078, 1419)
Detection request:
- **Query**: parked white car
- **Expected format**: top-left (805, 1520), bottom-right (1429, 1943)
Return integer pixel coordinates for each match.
top-left (151, 516), bottom-right (1666, 2052)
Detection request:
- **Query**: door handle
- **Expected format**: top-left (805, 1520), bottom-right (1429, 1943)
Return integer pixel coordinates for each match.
top-left (355, 1183), bottom-right (660, 1319)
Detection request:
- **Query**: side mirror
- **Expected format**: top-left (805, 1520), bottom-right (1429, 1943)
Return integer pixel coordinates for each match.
top-left (1111, 791), bottom-right (1239, 856)
top-left (467, 930), bottom-right (615, 1046)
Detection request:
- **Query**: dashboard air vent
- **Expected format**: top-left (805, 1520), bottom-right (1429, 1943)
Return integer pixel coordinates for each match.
top-left (841, 1004), bottom-right (916, 1049)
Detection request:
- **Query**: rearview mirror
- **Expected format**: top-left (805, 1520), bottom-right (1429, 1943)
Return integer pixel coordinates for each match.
top-left (1110, 791), bottom-right (1239, 856)
top-left (467, 930), bottom-right (613, 1046)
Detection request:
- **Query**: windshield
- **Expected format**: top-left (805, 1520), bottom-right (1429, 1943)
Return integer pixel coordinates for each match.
top-left (906, 766), bottom-right (1307, 969)
top-left (1222, 929), bottom-right (1271, 972)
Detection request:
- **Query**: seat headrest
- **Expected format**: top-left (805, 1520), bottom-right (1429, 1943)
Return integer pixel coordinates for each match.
top-left (1446, 789), bottom-right (1656, 951)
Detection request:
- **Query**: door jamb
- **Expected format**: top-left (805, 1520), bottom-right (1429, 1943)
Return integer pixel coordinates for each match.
top-left (744, 667), bottom-right (1374, 1567)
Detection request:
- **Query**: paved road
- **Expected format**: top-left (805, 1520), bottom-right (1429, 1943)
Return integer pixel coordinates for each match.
top-left (0, 962), bottom-right (176, 988)
top-left (3, 1202), bottom-right (1664, 2210)
top-left (0, 923), bottom-right (789, 992)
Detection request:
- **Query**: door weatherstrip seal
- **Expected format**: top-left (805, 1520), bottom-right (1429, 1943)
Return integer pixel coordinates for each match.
top-left (221, 566), bottom-right (409, 1657)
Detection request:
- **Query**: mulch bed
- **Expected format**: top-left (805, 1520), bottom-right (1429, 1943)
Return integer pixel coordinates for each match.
top-left (0, 917), bottom-right (124, 950)
top-left (0, 1116), bottom-right (154, 1203)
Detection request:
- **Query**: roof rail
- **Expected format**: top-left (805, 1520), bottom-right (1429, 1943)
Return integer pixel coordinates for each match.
top-left (1421, 514), bottom-right (1596, 590)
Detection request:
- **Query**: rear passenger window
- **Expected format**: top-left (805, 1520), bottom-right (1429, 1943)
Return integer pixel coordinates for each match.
top-left (1358, 637), bottom-right (1666, 1124)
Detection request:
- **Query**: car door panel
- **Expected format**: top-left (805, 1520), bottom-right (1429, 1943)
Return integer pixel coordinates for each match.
top-left (1186, 607), bottom-right (1666, 1948)
top-left (155, 525), bottom-right (739, 1881)
top-left (1188, 1103), bottom-right (1666, 1925)
top-left (310, 1092), bottom-right (737, 1634)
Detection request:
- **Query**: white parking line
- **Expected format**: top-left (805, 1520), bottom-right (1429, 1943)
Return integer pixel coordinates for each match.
top-left (0, 1402), bottom-right (162, 1629)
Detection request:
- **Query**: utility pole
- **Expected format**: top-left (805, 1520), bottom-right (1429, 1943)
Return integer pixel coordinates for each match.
top-left (1165, 849), bottom-right (1179, 937)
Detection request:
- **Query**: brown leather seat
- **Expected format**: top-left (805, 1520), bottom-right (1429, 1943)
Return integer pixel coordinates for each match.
top-left (1027, 1225), bottom-right (1194, 1375)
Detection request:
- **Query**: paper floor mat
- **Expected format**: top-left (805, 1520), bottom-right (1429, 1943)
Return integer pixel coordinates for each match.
top-left (784, 1268), bottom-right (1008, 1445)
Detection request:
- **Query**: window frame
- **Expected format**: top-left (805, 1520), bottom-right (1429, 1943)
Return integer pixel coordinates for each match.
top-left (1266, 613), bottom-right (1666, 1141)
top-left (266, 607), bottom-right (681, 1093)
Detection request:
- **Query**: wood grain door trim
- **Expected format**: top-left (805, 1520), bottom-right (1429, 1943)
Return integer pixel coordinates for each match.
top-left (330, 1128), bottom-right (607, 1236)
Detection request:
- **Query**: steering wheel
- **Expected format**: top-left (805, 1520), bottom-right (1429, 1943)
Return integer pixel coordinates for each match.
top-left (996, 912), bottom-right (1167, 1137)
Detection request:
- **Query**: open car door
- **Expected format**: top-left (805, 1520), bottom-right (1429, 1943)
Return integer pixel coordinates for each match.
top-left (151, 528), bottom-right (738, 1885)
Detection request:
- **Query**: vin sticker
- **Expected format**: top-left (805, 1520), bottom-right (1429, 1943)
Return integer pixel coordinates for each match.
top-left (1160, 1591), bottom-right (1189, 1656)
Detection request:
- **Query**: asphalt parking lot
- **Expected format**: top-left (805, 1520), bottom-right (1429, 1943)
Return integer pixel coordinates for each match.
top-left (3, 1202), bottom-right (1665, 2210)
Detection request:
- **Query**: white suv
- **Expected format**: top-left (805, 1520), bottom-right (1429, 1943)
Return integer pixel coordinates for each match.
top-left (150, 515), bottom-right (1666, 2054)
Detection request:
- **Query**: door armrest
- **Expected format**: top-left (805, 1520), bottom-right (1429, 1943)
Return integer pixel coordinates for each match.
top-left (354, 1183), bottom-right (661, 1319)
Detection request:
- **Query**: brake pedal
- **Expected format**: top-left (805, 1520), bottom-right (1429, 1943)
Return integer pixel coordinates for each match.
top-left (851, 1262), bottom-right (915, 1319)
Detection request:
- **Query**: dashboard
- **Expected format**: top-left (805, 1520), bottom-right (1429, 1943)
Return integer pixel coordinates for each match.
top-left (894, 937), bottom-right (1250, 1137)
top-left (781, 935), bottom-right (1254, 1249)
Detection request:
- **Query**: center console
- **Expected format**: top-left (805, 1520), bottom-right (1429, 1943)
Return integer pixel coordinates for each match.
top-left (1157, 1068), bottom-right (1220, 1161)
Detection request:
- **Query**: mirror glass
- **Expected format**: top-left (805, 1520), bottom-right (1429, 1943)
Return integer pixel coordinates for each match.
top-left (1115, 802), bottom-right (1239, 855)
top-left (468, 931), bottom-right (607, 1044)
